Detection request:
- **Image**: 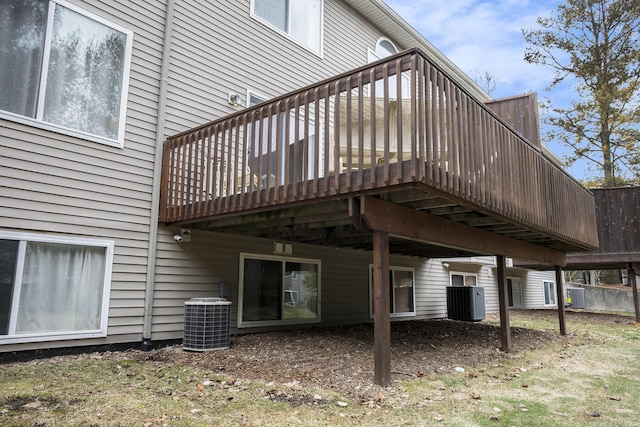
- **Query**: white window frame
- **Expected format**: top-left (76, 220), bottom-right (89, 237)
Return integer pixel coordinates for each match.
top-left (238, 253), bottom-right (321, 328)
top-left (250, 0), bottom-right (324, 56)
top-left (369, 265), bottom-right (416, 318)
top-left (367, 37), bottom-right (399, 63)
top-left (366, 37), bottom-right (409, 99)
top-left (0, 231), bottom-right (114, 345)
top-left (543, 280), bottom-right (557, 306)
top-left (449, 271), bottom-right (478, 287)
top-left (0, 0), bottom-right (133, 148)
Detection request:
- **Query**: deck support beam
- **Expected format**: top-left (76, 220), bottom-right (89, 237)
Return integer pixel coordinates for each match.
top-left (628, 263), bottom-right (640, 323)
top-left (496, 255), bottom-right (512, 352)
top-left (372, 230), bottom-right (391, 387)
top-left (360, 196), bottom-right (567, 266)
top-left (555, 266), bottom-right (566, 336)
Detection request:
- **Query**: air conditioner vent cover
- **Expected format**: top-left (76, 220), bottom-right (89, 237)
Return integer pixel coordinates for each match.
top-left (446, 286), bottom-right (486, 322)
top-left (183, 297), bottom-right (232, 351)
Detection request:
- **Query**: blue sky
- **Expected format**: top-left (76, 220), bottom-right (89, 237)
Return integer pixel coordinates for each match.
top-left (384, 0), bottom-right (591, 180)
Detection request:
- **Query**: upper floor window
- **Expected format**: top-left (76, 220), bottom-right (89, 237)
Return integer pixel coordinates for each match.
top-left (0, 0), bottom-right (133, 147)
top-left (368, 37), bottom-right (398, 62)
top-left (252, 0), bottom-right (323, 54)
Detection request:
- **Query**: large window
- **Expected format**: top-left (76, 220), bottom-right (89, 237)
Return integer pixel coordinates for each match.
top-left (252, 0), bottom-right (323, 54)
top-left (369, 266), bottom-right (415, 317)
top-left (544, 281), bottom-right (557, 306)
top-left (239, 254), bottom-right (320, 327)
top-left (0, 0), bottom-right (133, 146)
top-left (0, 232), bottom-right (114, 344)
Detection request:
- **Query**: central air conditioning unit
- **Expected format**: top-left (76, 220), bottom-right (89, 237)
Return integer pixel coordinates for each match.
top-left (567, 287), bottom-right (586, 309)
top-left (447, 286), bottom-right (486, 322)
top-left (183, 297), bottom-right (232, 351)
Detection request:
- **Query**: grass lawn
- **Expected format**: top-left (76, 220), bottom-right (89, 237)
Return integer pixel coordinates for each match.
top-left (1, 310), bottom-right (638, 426)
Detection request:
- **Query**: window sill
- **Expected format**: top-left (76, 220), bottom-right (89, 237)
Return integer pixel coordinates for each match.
top-left (1, 112), bottom-right (125, 149)
top-left (0, 330), bottom-right (107, 345)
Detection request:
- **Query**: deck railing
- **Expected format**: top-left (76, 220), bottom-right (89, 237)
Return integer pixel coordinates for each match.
top-left (160, 48), bottom-right (597, 249)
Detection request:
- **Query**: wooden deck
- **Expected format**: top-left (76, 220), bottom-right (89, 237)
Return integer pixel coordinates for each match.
top-left (159, 48), bottom-right (598, 263)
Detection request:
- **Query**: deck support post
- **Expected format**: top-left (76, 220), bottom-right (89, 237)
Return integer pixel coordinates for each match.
top-left (496, 255), bottom-right (512, 352)
top-left (555, 265), bottom-right (566, 336)
top-left (628, 263), bottom-right (640, 323)
top-left (372, 230), bottom-right (391, 387)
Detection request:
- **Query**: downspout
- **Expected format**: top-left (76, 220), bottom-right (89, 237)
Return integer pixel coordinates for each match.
top-left (142, 0), bottom-right (175, 350)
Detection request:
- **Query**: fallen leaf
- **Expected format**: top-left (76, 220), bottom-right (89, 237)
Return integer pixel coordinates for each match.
top-left (376, 391), bottom-right (386, 403)
top-left (470, 392), bottom-right (482, 400)
top-left (196, 383), bottom-right (204, 392)
top-left (22, 401), bottom-right (42, 409)
top-left (608, 396), bottom-right (622, 401)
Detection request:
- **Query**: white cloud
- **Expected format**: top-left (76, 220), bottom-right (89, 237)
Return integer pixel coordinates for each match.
top-left (383, 0), bottom-right (587, 174)
top-left (384, 0), bottom-right (559, 98)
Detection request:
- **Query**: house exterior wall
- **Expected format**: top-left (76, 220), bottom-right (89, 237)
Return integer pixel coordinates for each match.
top-left (150, 0), bottom-right (429, 340)
top-left (0, 0), bottom-right (428, 352)
top-left (0, 0), bottom-right (551, 353)
top-left (0, 0), bottom-right (167, 352)
top-left (521, 269), bottom-right (557, 309)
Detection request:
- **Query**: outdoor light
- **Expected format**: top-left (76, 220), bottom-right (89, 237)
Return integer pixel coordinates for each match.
top-left (228, 92), bottom-right (241, 107)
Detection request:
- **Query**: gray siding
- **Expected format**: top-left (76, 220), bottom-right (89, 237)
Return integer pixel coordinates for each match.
top-left (152, 228), bottom-right (433, 340)
top-left (163, 0), bottom-right (402, 136)
top-left (1, 0), bottom-right (505, 352)
top-left (0, 0), bottom-right (167, 351)
top-left (150, 0), bottom-right (424, 340)
top-left (523, 270), bottom-right (555, 309)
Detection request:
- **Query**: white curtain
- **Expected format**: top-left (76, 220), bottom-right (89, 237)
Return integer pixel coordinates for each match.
top-left (290, 0), bottom-right (322, 52)
top-left (16, 242), bottom-right (106, 334)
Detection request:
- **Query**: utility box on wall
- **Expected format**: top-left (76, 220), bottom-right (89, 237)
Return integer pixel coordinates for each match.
top-left (447, 286), bottom-right (486, 322)
top-left (183, 297), bottom-right (232, 351)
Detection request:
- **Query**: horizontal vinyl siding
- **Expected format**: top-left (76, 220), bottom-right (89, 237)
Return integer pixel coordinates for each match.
top-left (150, 0), bottom-right (430, 341)
top-left (415, 260), bottom-right (450, 319)
top-left (523, 270), bottom-right (556, 309)
top-left (419, 257), bottom-right (503, 318)
top-left (152, 228), bottom-right (442, 340)
top-left (163, 0), bottom-right (401, 135)
top-left (0, 0), bottom-right (167, 352)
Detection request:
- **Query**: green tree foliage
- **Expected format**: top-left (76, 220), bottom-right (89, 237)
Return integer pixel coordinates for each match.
top-left (523, 0), bottom-right (640, 186)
